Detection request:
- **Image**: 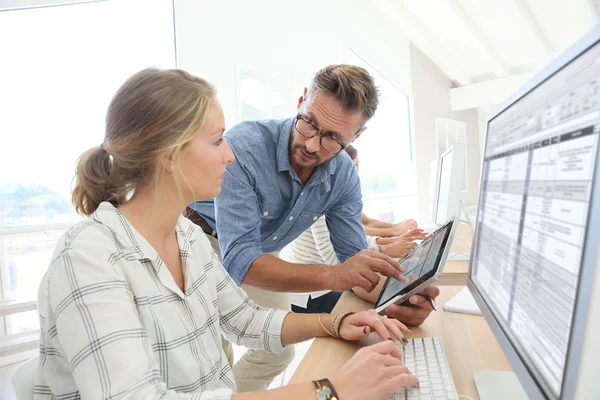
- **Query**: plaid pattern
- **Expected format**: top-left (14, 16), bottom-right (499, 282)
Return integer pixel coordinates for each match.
top-left (34, 202), bottom-right (288, 399)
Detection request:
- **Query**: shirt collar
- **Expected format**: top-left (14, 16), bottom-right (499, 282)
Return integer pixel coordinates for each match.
top-left (91, 202), bottom-right (193, 263)
top-left (91, 202), bottom-right (196, 298)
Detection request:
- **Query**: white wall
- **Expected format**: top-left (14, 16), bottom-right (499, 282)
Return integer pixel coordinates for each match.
top-left (173, 0), bottom-right (413, 127)
top-left (410, 44), bottom-right (481, 225)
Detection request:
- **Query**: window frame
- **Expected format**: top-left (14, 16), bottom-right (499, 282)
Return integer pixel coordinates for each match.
top-left (0, 0), bottom-right (177, 337)
top-left (346, 47), bottom-right (417, 221)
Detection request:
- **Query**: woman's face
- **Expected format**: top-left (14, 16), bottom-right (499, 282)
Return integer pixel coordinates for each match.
top-left (176, 98), bottom-right (235, 201)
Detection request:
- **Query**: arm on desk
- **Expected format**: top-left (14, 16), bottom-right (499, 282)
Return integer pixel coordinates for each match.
top-left (280, 309), bottom-right (410, 346)
top-left (233, 340), bottom-right (417, 400)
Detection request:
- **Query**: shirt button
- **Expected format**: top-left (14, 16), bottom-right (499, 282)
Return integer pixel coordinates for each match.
top-left (273, 236), bottom-right (278, 240)
top-left (313, 216), bottom-right (318, 221)
top-left (300, 192), bottom-right (304, 196)
top-left (263, 211), bottom-right (269, 216)
top-left (289, 216), bottom-right (293, 221)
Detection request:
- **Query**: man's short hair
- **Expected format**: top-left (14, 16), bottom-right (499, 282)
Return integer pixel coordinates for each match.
top-left (309, 64), bottom-right (379, 123)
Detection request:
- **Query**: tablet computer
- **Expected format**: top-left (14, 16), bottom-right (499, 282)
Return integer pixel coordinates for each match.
top-left (373, 216), bottom-right (460, 314)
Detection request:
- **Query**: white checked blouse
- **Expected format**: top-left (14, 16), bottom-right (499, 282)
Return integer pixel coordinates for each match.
top-left (34, 202), bottom-right (289, 399)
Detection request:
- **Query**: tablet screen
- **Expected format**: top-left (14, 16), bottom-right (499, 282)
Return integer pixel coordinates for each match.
top-left (376, 220), bottom-right (454, 307)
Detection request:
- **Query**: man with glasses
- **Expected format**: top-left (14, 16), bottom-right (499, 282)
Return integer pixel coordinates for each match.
top-left (187, 64), bottom-right (438, 392)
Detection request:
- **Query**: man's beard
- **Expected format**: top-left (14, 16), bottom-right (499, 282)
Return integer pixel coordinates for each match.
top-left (290, 142), bottom-right (321, 168)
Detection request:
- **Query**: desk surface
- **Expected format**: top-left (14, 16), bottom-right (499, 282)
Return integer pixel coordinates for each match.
top-left (289, 286), bottom-right (512, 399)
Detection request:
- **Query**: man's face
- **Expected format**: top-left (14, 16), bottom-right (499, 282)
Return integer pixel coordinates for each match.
top-left (290, 90), bottom-right (364, 170)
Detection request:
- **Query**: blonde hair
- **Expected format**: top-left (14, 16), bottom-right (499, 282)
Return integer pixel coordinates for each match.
top-left (309, 64), bottom-right (379, 123)
top-left (72, 68), bottom-right (216, 216)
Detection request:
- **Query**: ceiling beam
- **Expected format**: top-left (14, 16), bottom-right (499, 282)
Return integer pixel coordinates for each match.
top-left (512, 0), bottom-right (554, 61)
top-left (450, 72), bottom-right (535, 110)
top-left (445, 0), bottom-right (510, 78)
top-left (373, 0), bottom-right (471, 86)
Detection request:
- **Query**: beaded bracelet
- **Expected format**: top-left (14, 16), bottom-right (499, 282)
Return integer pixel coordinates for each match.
top-left (318, 312), bottom-right (356, 339)
top-left (318, 313), bottom-right (335, 337)
top-left (312, 378), bottom-right (341, 400)
top-left (331, 311), bottom-right (355, 338)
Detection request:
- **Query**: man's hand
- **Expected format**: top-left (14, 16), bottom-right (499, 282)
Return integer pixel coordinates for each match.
top-left (384, 286), bottom-right (440, 327)
top-left (328, 250), bottom-right (405, 293)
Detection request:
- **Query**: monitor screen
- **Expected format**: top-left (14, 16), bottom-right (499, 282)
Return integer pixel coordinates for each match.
top-left (471, 38), bottom-right (600, 398)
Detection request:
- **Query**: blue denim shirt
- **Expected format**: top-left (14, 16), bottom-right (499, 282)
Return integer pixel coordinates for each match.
top-left (191, 117), bottom-right (368, 285)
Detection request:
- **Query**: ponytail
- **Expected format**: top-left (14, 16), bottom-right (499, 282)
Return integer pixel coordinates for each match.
top-left (71, 145), bottom-right (115, 216)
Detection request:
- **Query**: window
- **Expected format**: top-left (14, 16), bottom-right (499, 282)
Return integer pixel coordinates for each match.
top-left (0, 0), bottom-right (176, 335)
top-left (237, 67), bottom-right (298, 122)
top-left (347, 49), bottom-right (416, 222)
top-left (435, 117), bottom-right (469, 192)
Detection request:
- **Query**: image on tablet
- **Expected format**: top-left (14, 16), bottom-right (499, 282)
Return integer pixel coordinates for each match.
top-left (374, 217), bottom-right (458, 312)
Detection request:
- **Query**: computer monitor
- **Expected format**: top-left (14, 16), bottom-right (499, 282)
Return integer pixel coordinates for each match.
top-left (468, 25), bottom-right (600, 399)
top-left (434, 143), bottom-right (465, 226)
top-left (428, 159), bottom-right (439, 222)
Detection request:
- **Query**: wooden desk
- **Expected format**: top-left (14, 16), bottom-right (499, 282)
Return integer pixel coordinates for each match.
top-left (437, 223), bottom-right (472, 286)
top-left (290, 286), bottom-right (512, 399)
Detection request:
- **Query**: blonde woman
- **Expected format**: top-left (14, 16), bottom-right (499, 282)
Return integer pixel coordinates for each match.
top-left (34, 69), bottom-right (417, 400)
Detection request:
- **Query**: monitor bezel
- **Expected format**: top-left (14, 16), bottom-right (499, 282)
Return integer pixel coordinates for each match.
top-left (467, 25), bottom-right (600, 400)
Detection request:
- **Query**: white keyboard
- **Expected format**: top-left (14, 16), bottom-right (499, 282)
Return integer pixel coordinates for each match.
top-left (391, 337), bottom-right (459, 400)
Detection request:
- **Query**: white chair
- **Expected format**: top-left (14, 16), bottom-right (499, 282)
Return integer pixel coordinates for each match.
top-left (12, 355), bottom-right (38, 400)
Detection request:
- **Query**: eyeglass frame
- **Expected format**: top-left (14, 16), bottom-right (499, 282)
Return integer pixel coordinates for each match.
top-left (294, 113), bottom-right (359, 155)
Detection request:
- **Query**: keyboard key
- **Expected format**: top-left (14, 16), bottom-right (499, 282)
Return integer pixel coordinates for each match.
top-left (433, 390), bottom-right (446, 398)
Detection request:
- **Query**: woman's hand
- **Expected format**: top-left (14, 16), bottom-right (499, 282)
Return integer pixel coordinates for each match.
top-left (381, 238), bottom-right (416, 258)
top-left (338, 309), bottom-right (411, 342)
top-left (400, 228), bottom-right (428, 241)
top-left (330, 340), bottom-right (418, 400)
top-left (391, 219), bottom-right (418, 236)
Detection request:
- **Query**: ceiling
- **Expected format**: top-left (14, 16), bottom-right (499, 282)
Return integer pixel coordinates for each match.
top-left (373, 0), bottom-right (600, 88)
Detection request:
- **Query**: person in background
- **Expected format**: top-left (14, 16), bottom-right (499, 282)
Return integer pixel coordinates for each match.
top-left (34, 68), bottom-right (417, 400)
top-left (344, 144), bottom-right (425, 242)
top-left (284, 144), bottom-right (428, 312)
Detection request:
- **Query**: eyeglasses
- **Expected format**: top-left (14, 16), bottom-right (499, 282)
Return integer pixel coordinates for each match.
top-left (294, 113), bottom-right (348, 154)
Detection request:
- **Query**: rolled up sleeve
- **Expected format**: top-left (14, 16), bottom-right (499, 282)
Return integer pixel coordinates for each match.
top-left (325, 172), bottom-right (369, 262)
top-left (214, 157), bottom-right (264, 285)
top-left (213, 254), bottom-right (288, 353)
